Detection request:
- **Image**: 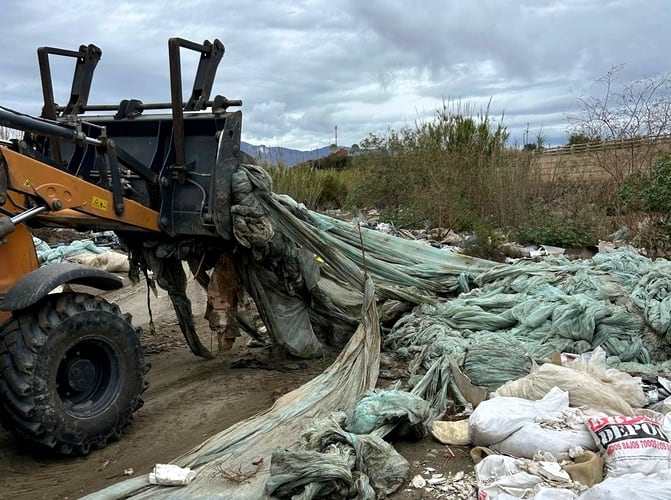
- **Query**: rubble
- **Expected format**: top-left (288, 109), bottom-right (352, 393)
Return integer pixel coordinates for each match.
top-left (410, 474), bottom-right (426, 488)
top-left (407, 469), bottom-right (478, 499)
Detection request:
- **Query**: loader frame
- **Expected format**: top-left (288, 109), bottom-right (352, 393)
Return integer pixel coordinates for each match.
top-left (0, 37), bottom-right (246, 454)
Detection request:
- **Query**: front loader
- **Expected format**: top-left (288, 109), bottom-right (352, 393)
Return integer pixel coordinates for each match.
top-left (0, 38), bottom-right (245, 454)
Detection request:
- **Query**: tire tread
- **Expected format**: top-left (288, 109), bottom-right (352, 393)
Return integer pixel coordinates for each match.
top-left (0, 293), bottom-right (148, 455)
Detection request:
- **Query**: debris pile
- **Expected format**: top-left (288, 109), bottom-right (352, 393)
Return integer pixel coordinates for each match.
top-left (86, 164), bottom-right (671, 499)
top-left (406, 469), bottom-right (477, 499)
top-left (32, 235), bottom-right (129, 272)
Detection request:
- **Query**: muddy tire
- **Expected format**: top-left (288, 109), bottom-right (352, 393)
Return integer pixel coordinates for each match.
top-left (0, 293), bottom-right (149, 455)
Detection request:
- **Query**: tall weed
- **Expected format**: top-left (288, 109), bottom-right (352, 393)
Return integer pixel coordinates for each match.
top-left (264, 99), bottom-right (660, 252)
top-left (265, 162), bottom-right (353, 210)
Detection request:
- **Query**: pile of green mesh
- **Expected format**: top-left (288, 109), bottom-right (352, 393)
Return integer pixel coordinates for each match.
top-left (232, 163), bottom-right (671, 383)
top-left (386, 247), bottom-right (671, 392)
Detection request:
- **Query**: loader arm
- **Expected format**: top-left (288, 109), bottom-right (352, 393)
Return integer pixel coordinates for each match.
top-left (0, 146), bottom-right (160, 232)
top-left (0, 144), bottom-right (160, 324)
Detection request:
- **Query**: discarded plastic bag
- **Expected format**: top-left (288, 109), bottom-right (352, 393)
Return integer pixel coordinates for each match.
top-left (533, 490), bottom-right (580, 500)
top-left (266, 412), bottom-right (409, 498)
top-left (462, 333), bottom-right (532, 391)
top-left (562, 451), bottom-right (604, 487)
top-left (266, 449), bottom-right (355, 498)
top-left (70, 251), bottom-right (130, 273)
top-left (563, 347), bottom-right (646, 409)
top-left (36, 238), bottom-right (107, 265)
top-left (238, 250), bottom-right (325, 358)
top-left (469, 387), bottom-right (596, 459)
top-left (476, 455), bottom-right (541, 498)
top-left (587, 414), bottom-right (671, 477)
top-left (469, 387), bottom-right (569, 445)
top-left (347, 389), bottom-right (430, 439)
top-left (148, 464), bottom-right (196, 486)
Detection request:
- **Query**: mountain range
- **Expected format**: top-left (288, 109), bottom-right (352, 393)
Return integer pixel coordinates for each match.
top-left (240, 142), bottom-right (334, 167)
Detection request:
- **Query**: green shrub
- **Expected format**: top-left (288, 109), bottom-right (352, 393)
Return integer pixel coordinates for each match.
top-left (346, 100), bottom-right (511, 231)
top-left (625, 154), bottom-right (671, 257)
top-left (617, 171), bottom-right (647, 213)
top-left (642, 155), bottom-right (671, 213)
top-left (514, 210), bottom-right (597, 248)
top-left (461, 222), bottom-right (508, 262)
top-left (317, 173), bottom-right (348, 209)
top-left (266, 162), bottom-right (354, 211)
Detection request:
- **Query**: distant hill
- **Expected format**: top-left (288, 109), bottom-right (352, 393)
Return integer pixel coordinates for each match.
top-left (240, 142), bottom-right (333, 167)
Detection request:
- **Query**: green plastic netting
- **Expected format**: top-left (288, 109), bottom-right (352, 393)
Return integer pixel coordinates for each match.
top-left (87, 162), bottom-right (671, 499)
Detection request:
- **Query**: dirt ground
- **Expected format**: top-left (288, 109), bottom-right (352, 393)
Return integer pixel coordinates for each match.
top-left (0, 275), bottom-right (476, 500)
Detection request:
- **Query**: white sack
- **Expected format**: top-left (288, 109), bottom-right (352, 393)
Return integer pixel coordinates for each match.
top-left (492, 422), bottom-right (596, 459)
top-left (564, 347), bottom-right (646, 409)
top-left (578, 469), bottom-right (671, 499)
top-left (475, 455), bottom-right (579, 500)
top-left (470, 387), bottom-right (569, 446)
top-left (494, 363), bottom-right (635, 416)
top-left (148, 464), bottom-right (196, 486)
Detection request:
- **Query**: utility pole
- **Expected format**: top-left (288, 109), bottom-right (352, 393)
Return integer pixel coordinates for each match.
top-left (335, 125), bottom-right (338, 147)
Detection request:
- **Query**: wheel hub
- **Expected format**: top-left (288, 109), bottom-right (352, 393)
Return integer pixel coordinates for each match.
top-left (66, 358), bottom-right (96, 393)
top-left (56, 339), bottom-right (117, 411)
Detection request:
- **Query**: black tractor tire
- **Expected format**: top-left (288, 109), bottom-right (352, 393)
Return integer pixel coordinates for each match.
top-left (0, 292), bottom-right (149, 455)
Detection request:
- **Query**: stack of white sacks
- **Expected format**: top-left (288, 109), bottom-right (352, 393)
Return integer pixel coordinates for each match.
top-left (465, 348), bottom-right (671, 499)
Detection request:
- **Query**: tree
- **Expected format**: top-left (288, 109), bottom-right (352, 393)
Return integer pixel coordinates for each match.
top-left (568, 65), bottom-right (671, 141)
top-left (567, 66), bottom-right (671, 185)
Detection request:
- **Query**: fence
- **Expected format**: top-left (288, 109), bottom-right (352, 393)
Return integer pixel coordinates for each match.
top-left (535, 135), bottom-right (671, 182)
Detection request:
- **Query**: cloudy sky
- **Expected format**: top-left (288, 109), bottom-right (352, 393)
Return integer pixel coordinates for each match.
top-left (1, 0), bottom-right (669, 150)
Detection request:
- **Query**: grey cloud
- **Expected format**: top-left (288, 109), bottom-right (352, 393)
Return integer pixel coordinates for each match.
top-left (0, 0), bottom-right (669, 149)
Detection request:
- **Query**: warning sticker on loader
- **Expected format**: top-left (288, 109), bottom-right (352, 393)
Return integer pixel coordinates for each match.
top-left (92, 196), bottom-right (109, 211)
